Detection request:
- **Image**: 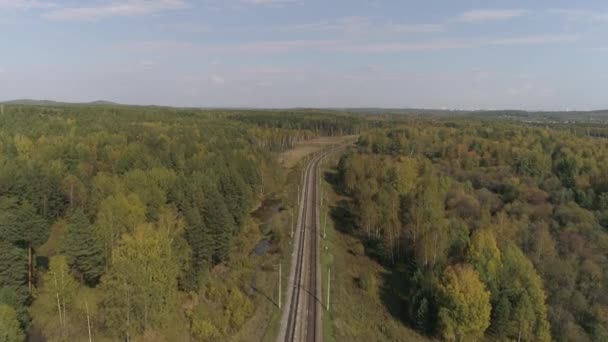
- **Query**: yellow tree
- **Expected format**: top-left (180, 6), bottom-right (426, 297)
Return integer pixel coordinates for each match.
top-left (437, 264), bottom-right (491, 341)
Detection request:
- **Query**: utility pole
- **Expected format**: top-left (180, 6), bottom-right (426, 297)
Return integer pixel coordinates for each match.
top-left (290, 210), bottom-right (294, 240)
top-left (327, 267), bottom-right (331, 311)
top-left (86, 301), bottom-right (92, 342)
top-left (323, 211), bottom-right (327, 239)
top-left (278, 262), bottom-right (282, 309)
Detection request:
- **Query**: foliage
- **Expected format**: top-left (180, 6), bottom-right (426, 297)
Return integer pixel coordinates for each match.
top-left (336, 118), bottom-right (608, 340)
top-left (0, 304), bottom-right (25, 342)
top-left (101, 224), bottom-right (179, 337)
top-left (63, 209), bottom-right (105, 285)
top-left (437, 264), bottom-right (491, 341)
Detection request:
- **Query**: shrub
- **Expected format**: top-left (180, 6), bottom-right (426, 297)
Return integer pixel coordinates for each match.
top-left (359, 272), bottom-right (377, 296)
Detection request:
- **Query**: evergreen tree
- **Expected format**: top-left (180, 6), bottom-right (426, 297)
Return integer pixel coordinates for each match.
top-left (63, 209), bottom-right (105, 285)
top-left (201, 180), bottom-right (235, 264)
top-left (0, 240), bottom-right (28, 305)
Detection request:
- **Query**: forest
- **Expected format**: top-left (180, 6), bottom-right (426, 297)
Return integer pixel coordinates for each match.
top-left (0, 104), bottom-right (358, 341)
top-left (335, 118), bottom-right (608, 341)
top-left (1, 104), bottom-right (607, 341)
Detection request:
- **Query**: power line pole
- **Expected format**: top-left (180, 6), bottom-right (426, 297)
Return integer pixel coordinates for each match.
top-left (290, 210), bottom-right (294, 240)
top-left (86, 301), bottom-right (92, 342)
top-left (278, 262), bottom-right (282, 309)
top-left (327, 267), bottom-right (331, 311)
top-left (323, 211), bottom-right (327, 239)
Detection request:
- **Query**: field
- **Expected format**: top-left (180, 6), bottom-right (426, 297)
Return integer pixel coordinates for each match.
top-left (279, 135), bottom-right (357, 169)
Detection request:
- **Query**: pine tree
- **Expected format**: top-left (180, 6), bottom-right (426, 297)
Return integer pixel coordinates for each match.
top-left (63, 209), bottom-right (105, 285)
top-left (0, 240), bottom-right (28, 305)
top-left (201, 181), bottom-right (235, 264)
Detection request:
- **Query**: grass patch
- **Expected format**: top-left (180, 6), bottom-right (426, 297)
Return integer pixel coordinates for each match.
top-left (279, 135), bottom-right (357, 169)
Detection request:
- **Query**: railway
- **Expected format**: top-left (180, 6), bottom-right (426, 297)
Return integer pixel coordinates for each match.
top-left (278, 142), bottom-right (351, 342)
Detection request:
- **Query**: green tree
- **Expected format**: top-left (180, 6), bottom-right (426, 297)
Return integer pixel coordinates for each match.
top-left (63, 209), bottom-right (105, 285)
top-left (468, 229), bottom-right (502, 297)
top-left (0, 304), bottom-right (24, 342)
top-left (0, 198), bottom-right (48, 294)
top-left (101, 224), bottom-right (179, 338)
top-left (404, 173), bottom-right (448, 268)
top-left (437, 264), bottom-right (491, 341)
top-left (0, 240), bottom-right (28, 305)
top-left (96, 193), bottom-right (146, 270)
top-left (42, 255), bottom-right (79, 339)
top-left (498, 244), bottom-right (551, 342)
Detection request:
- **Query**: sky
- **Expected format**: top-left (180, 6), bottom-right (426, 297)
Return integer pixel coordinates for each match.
top-left (2, 0), bottom-right (608, 110)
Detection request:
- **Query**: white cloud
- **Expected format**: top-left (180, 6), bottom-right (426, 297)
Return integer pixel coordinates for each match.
top-left (240, 0), bottom-right (297, 7)
top-left (453, 9), bottom-right (528, 23)
top-left (43, 0), bottom-right (186, 21)
top-left (385, 23), bottom-right (444, 33)
top-left (115, 33), bottom-right (578, 56)
top-left (550, 9), bottom-right (608, 22)
top-left (286, 16), bottom-right (443, 34)
top-left (487, 34), bottom-right (579, 46)
top-left (210, 75), bottom-right (226, 84)
top-left (159, 22), bottom-right (211, 33)
top-left (0, 0), bottom-right (55, 10)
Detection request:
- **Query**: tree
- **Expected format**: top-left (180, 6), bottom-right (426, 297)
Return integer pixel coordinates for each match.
top-left (42, 256), bottom-right (79, 339)
top-left (96, 193), bottom-right (146, 270)
top-left (63, 209), bottom-right (105, 285)
top-left (0, 304), bottom-right (24, 342)
top-left (468, 229), bottom-right (502, 297)
top-left (0, 240), bottom-right (28, 305)
top-left (101, 224), bottom-right (179, 338)
top-left (403, 173), bottom-right (448, 268)
top-left (437, 264), bottom-right (491, 341)
top-left (497, 244), bottom-right (551, 342)
top-left (0, 198), bottom-right (48, 293)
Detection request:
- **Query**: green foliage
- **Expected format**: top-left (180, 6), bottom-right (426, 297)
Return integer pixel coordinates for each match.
top-left (0, 240), bottom-right (28, 305)
top-left (468, 229), bottom-right (501, 297)
top-left (496, 244), bottom-right (551, 342)
top-left (337, 119), bottom-right (607, 340)
top-left (191, 284), bottom-right (254, 341)
top-left (101, 224), bottom-right (179, 337)
top-left (37, 255), bottom-right (80, 340)
top-left (96, 193), bottom-right (146, 268)
top-left (0, 304), bottom-right (25, 342)
top-left (63, 209), bottom-right (105, 285)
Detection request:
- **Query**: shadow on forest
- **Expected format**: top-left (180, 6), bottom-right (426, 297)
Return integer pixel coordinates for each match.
top-left (379, 266), bottom-right (410, 327)
top-left (323, 170), bottom-right (348, 197)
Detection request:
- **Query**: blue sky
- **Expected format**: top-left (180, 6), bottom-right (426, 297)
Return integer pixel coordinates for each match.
top-left (2, 0), bottom-right (608, 109)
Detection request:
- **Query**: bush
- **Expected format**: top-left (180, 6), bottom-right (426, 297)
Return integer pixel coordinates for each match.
top-left (351, 242), bottom-right (365, 256)
top-left (359, 272), bottom-right (377, 296)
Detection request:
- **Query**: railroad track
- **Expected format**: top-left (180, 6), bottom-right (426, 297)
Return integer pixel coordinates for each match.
top-left (278, 143), bottom-right (351, 342)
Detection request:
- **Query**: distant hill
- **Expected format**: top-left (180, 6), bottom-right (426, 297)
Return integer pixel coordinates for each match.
top-left (1, 99), bottom-right (120, 106)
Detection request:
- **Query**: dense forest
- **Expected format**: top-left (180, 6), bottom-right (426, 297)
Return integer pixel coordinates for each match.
top-left (2, 104), bottom-right (608, 341)
top-left (0, 105), bottom-right (358, 341)
top-left (335, 119), bottom-right (608, 341)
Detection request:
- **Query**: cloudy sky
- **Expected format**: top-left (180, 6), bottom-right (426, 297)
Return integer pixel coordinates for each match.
top-left (2, 0), bottom-right (608, 110)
